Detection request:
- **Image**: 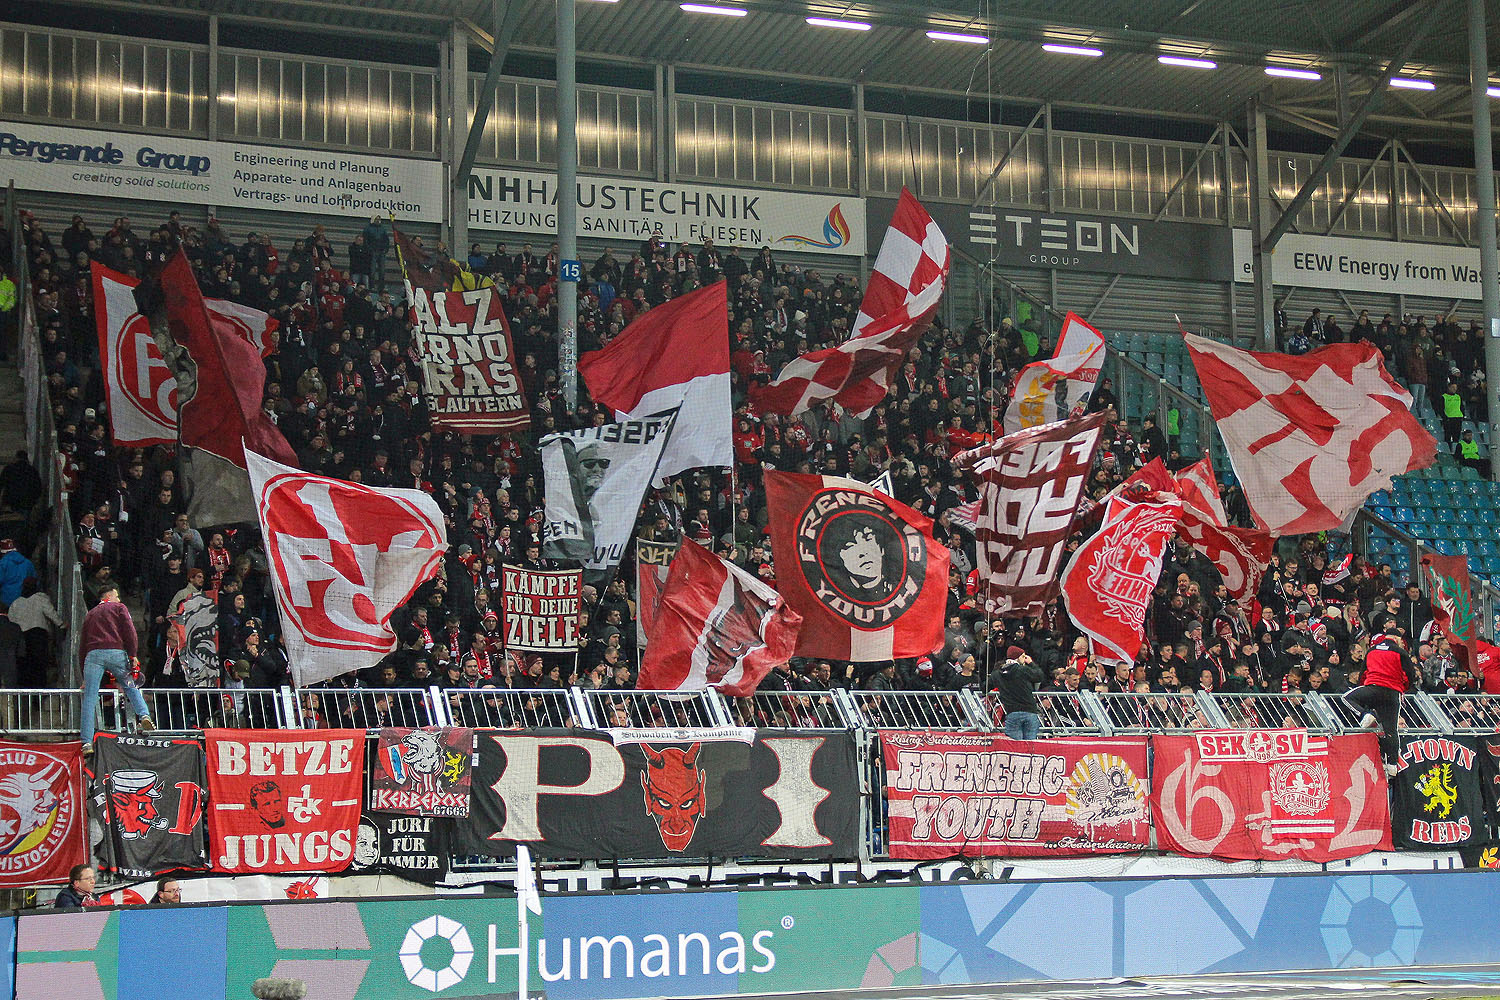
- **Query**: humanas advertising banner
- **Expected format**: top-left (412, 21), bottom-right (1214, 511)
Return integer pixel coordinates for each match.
top-left (0, 120), bottom-right (443, 221)
top-left (468, 166), bottom-right (868, 257)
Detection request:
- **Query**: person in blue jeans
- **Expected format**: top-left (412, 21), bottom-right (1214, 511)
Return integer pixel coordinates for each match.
top-left (992, 644), bottom-right (1044, 740)
top-left (78, 584), bottom-right (152, 751)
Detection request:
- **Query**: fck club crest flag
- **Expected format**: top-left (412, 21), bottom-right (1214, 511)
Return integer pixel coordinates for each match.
top-left (87, 733), bottom-right (207, 879)
top-left (94, 265), bottom-right (177, 447)
top-left (248, 450), bottom-right (448, 688)
top-left (1062, 496), bottom-right (1183, 663)
top-left (765, 471), bottom-right (949, 660)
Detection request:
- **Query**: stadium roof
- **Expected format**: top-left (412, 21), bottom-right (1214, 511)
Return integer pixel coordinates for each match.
top-left (60, 0), bottom-right (1500, 140)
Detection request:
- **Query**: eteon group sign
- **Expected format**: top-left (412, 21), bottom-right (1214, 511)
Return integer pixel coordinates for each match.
top-left (866, 197), bottom-right (1233, 281)
top-left (0, 120), bottom-right (444, 222)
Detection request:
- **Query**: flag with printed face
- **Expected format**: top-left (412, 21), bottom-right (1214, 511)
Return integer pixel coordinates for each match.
top-left (753, 189), bottom-right (949, 417)
top-left (156, 250), bottom-right (298, 526)
top-left (953, 412), bottom-right (1108, 617)
top-left (539, 411), bottom-right (679, 587)
top-left (765, 470), bottom-right (949, 660)
top-left (248, 450), bottom-right (449, 688)
top-left (1185, 333), bottom-right (1436, 534)
top-left (1062, 496), bottom-right (1184, 663)
top-left (580, 282), bottom-right (731, 480)
top-left (638, 538), bottom-right (803, 697)
top-left (1004, 312), bottom-right (1107, 434)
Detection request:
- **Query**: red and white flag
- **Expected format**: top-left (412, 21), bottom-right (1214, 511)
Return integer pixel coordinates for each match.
top-left (764, 470), bottom-right (949, 661)
top-left (1173, 458), bottom-right (1227, 524)
top-left (953, 412), bottom-right (1108, 617)
top-left (1003, 312), bottom-right (1107, 434)
top-left (580, 281), bottom-right (731, 480)
top-left (1322, 553), bottom-right (1354, 587)
top-left (1185, 333), bottom-right (1436, 534)
top-left (160, 251), bottom-right (298, 526)
top-left (95, 265), bottom-right (281, 447)
top-left (1170, 456), bottom-right (1273, 602)
top-left (637, 538), bottom-right (803, 697)
top-left (1062, 496), bottom-right (1184, 663)
top-left (248, 450), bottom-right (448, 687)
top-left (94, 265), bottom-right (177, 447)
top-left (753, 189), bottom-right (949, 417)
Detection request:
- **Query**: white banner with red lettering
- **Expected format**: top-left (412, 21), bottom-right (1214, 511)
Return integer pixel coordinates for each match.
top-left (1061, 496), bottom-right (1183, 663)
top-left (248, 450), bottom-right (448, 687)
top-left (93, 265), bottom-right (176, 447)
top-left (205, 729), bottom-right (365, 874)
top-left (1151, 730), bottom-right (1392, 862)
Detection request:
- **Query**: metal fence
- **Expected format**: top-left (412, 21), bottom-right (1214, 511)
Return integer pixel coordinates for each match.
top-left (444, 687), bottom-right (586, 729)
top-left (582, 689), bottom-right (729, 730)
top-left (9, 182), bottom-right (87, 690)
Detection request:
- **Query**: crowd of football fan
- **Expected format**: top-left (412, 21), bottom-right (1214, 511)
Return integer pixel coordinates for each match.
top-left (0, 206), bottom-right (1486, 735)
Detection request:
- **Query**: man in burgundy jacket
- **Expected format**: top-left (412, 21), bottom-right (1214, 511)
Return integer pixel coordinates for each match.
top-left (1342, 623), bottom-right (1418, 775)
top-left (79, 584), bottom-right (152, 752)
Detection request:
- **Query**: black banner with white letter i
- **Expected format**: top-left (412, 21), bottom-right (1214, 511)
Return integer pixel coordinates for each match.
top-left (459, 729), bottom-right (860, 860)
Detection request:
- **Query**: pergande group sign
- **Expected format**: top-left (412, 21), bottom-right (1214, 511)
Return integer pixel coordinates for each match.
top-left (0, 120), bottom-right (444, 221)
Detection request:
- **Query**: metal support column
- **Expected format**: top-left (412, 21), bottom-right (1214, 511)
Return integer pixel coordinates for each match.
top-left (456, 0), bottom-right (525, 189)
top-left (1471, 0), bottom-right (1500, 480)
top-left (206, 15), bottom-right (219, 142)
top-left (653, 64), bottom-right (667, 182)
top-left (664, 65), bottom-right (677, 183)
top-left (854, 81), bottom-right (870, 286)
top-left (1042, 103), bottom-right (1055, 212)
top-left (1247, 98), bottom-right (1277, 350)
top-left (448, 22), bottom-right (469, 256)
top-left (557, 0), bottom-right (579, 409)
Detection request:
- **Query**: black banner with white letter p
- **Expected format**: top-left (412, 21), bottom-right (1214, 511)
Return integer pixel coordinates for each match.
top-left (459, 729), bottom-right (859, 860)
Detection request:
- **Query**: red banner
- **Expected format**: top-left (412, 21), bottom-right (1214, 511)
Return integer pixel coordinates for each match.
top-left (206, 730), bottom-right (365, 874)
top-left (501, 565), bottom-right (582, 653)
top-left (880, 732), bottom-right (1151, 858)
top-left (1151, 730), bottom-right (1392, 862)
top-left (410, 283), bottom-right (530, 434)
top-left (0, 741), bottom-right (86, 887)
top-left (1061, 496), bottom-right (1183, 663)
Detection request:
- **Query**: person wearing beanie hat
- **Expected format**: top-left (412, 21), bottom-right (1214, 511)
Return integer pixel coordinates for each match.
top-left (991, 641), bottom-right (1043, 740)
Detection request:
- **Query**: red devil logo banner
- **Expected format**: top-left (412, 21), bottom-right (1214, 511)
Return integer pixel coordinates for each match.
top-left (461, 729), bottom-right (859, 860)
top-left (0, 741), bottom-right (86, 888)
top-left (1151, 730), bottom-right (1392, 862)
top-left (87, 733), bottom-right (207, 879)
top-left (765, 471), bottom-right (949, 661)
top-left (1061, 496), bottom-right (1183, 663)
top-left (206, 730), bottom-right (365, 874)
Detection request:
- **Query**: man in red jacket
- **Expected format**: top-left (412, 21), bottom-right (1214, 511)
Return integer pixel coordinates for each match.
top-left (1342, 624), bottom-right (1417, 775)
top-left (79, 584), bottom-right (153, 753)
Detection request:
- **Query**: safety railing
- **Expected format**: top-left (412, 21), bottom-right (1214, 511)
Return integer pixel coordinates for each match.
top-left (0, 690), bottom-right (83, 736)
top-left (138, 687), bottom-right (288, 732)
top-left (1094, 691), bottom-right (1215, 733)
top-left (1024, 690), bottom-right (1104, 734)
top-left (726, 689), bottom-right (856, 730)
top-left (843, 689), bottom-right (989, 730)
top-left (1422, 692), bottom-right (1500, 733)
top-left (1208, 691), bottom-right (1338, 733)
top-left (1321, 688), bottom-right (1444, 734)
top-left (583, 689), bottom-right (729, 730)
top-left (295, 686), bottom-right (440, 729)
top-left (443, 687), bottom-right (587, 729)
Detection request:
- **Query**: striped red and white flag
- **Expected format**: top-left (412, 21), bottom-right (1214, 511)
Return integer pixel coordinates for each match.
top-left (637, 538), bottom-right (802, 698)
top-left (752, 189), bottom-right (949, 417)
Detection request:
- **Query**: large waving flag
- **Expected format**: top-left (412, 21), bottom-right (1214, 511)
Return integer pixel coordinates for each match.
top-left (753, 189), bottom-right (949, 417)
top-left (1185, 334), bottom-right (1436, 534)
top-left (249, 450), bottom-right (448, 687)
top-left (764, 470), bottom-right (949, 661)
top-left (579, 282), bottom-right (731, 480)
top-left (157, 251), bottom-right (297, 525)
top-left (637, 538), bottom-right (802, 698)
top-left (1004, 312), bottom-right (1107, 433)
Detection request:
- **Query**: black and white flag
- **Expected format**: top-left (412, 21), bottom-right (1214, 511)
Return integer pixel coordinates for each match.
top-left (87, 733), bottom-right (208, 879)
top-left (540, 410), bottom-right (678, 586)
